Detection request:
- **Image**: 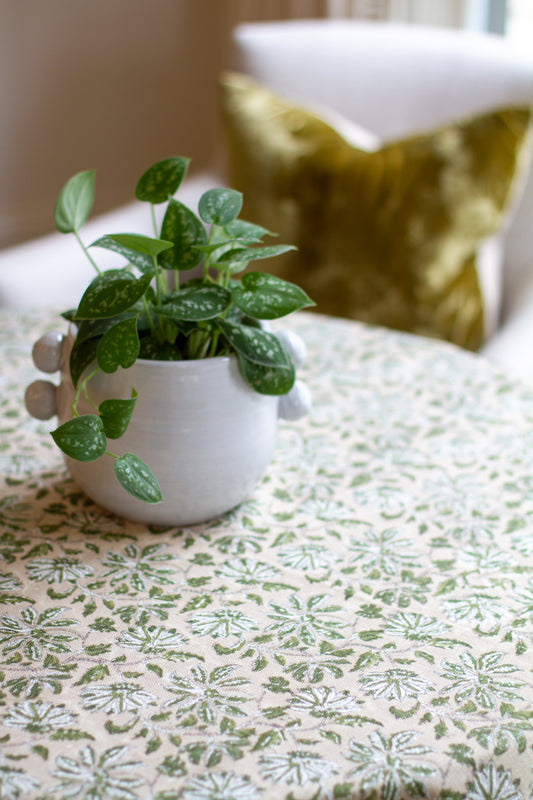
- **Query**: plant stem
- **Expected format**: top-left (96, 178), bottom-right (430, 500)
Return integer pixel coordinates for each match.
top-left (72, 367), bottom-right (100, 416)
top-left (150, 204), bottom-right (158, 237)
top-left (75, 231), bottom-right (101, 274)
top-left (203, 223), bottom-right (217, 281)
top-left (208, 329), bottom-right (220, 357)
top-left (152, 255), bottom-right (162, 305)
top-left (142, 294), bottom-right (157, 338)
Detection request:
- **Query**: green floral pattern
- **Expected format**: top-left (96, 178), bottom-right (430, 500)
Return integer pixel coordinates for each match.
top-left (1, 308), bottom-right (533, 799)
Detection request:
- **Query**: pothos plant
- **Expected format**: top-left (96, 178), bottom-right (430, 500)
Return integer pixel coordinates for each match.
top-left (50, 156), bottom-right (314, 505)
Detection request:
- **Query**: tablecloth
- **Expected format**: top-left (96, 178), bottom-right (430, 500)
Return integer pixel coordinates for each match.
top-left (1, 309), bottom-right (533, 799)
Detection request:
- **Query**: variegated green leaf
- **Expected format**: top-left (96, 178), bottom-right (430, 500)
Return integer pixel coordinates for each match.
top-left (89, 235), bottom-right (155, 274)
top-left (154, 286), bottom-right (231, 322)
top-left (159, 199), bottom-right (207, 271)
top-left (99, 391), bottom-right (137, 439)
top-left (135, 157), bottom-right (190, 204)
top-left (198, 188), bottom-right (243, 225)
top-left (69, 336), bottom-right (99, 386)
top-left (51, 415), bottom-right (106, 462)
top-left (94, 233), bottom-right (172, 257)
top-left (96, 316), bottom-right (140, 373)
top-left (75, 271), bottom-right (152, 320)
top-left (114, 453), bottom-right (163, 504)
top-left (232, 272), bottom-right (314, 320)
top-left (238, 354), bottom-right (295, 396)
top-left (216, 320), bottom-right (290, 367)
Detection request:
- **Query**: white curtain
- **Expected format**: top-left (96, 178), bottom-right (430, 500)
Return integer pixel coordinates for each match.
top-left (326, 0), bottom-right (505, 29)
top-left (327, 0), bottom-right (390, 18)
top-left (227, 0), bottom-right (506, 29)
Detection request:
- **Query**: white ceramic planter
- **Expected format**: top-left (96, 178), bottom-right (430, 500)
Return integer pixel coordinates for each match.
top-left (25, 330), bottom-right (311, 526)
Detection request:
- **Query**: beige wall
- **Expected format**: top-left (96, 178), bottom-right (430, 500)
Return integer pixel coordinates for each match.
top-left (0, 1), bottom-right (225, 248)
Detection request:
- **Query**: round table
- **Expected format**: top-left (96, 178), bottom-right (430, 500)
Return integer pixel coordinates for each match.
top-left (1, 308), bottom-right (533, 799)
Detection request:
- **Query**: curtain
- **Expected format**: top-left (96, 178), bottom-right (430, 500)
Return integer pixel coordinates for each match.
top-left (226, 0), bottom-right (468, 26)
top-left (227, 0), bottom-right (329, 22)
top-left (327, 0), bottom-right (390, 19)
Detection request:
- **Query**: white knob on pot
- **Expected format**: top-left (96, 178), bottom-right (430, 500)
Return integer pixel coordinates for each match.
top-left (32, 331), bottom-right (65, 373)
top-left (275, 329), bottom-right (307, 369)
top-left (24, 380), bottom-right (58, 420)
top-left (278, 379), bottom-right (312, 421)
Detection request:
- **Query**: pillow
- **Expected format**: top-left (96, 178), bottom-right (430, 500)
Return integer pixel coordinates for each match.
top-left (219, 72), bottom-right (532, 350)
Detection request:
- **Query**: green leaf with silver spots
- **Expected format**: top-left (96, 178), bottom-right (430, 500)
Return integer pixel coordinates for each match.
top-left (218, 244), bottom-right (296, 267)
top-left (74, 314), bottom-right (137, 345)
top-left (75, 271), bottom-right (153, 320)
top-left (232, 272), bottom-right (315, 320)
top-left (135, 156), bottom-right (190, 204)
top-left (89, 235), bottom-right (155, 274)
top-left (69, 336), bottom-right (99, 386)
top-left (51, 415), bottom-right (107, 462)
top-left (216, 320), bottom-right (290, 367)
top-left (114, 452), bottom-right (163, 504)
top-left (198, 188), bottom-right (243, 225)
top-left (96, 316), bottom-right (140, 373)
top-left (93, 233), bottom-right (172, 258)
top-left (154, 286), bottom-right (231, 322)
top-left (159, 199), bottom-right (207, 271)
top-left (224, 218), bottom-right (274, 242)
top-left (238, 353), bottom-right (295, 395)
top-left (99, 391), bottom-right (137, 439)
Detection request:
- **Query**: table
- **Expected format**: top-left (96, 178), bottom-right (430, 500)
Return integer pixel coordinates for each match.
top-left (1, 308), bottom-right (533, 799)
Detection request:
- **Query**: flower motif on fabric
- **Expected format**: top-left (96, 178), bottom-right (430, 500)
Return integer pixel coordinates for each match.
top-left (259, 750), bottom-right (338, 786)
top-left (181, 771), bottom-right (259, 800)
top-left (465, 763), bottom-right (523, 800)
top-left (48, 745), bottom-right (144, 800)
top-left (439, 651), bottom-right (525, 710)
top-left (80, 682), bottom-right (157, 714)
top-left (100, 543), bottom-right (180, 590)
top-left (0, 606), bottom-right (78, 661)
top-left (26, 557), bottom-right (95, 584)
top-left (345, 731), bottom-right (437, 799)
top-left (265, 593), bottom-right (346, 645)
top-left (164, 664), bottom-right (251, 724)
top-left (359, 668), bottom-right (434, 701)
top-left (187, 609), bottom-right (259, 639)
top-left (2, 700), bottom-right (78, 733)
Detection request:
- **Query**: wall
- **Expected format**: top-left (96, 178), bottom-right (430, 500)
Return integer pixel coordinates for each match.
top-left (0, 0), bottom-right (233, 249)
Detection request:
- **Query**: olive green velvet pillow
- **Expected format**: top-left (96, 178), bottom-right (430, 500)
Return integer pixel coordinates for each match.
top-left (220, 72), bottom-right (532, 350)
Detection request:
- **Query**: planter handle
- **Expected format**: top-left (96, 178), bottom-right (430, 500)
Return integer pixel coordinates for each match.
top-left (24, 331), bottom-right (65, 420)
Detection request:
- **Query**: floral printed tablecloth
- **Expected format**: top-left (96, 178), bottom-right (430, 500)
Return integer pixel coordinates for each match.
top-left (1, 308), bottom-right (533, 800)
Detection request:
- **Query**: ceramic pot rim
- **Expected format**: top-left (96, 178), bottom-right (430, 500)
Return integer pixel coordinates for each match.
top-left (65, 327), bottom-right (237, 373)
top-left (133, 354), bottom-right (234, 369)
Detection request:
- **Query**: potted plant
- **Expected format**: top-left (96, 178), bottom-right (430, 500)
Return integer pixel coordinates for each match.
top-left (25, 157), bottom-right (313, 525)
